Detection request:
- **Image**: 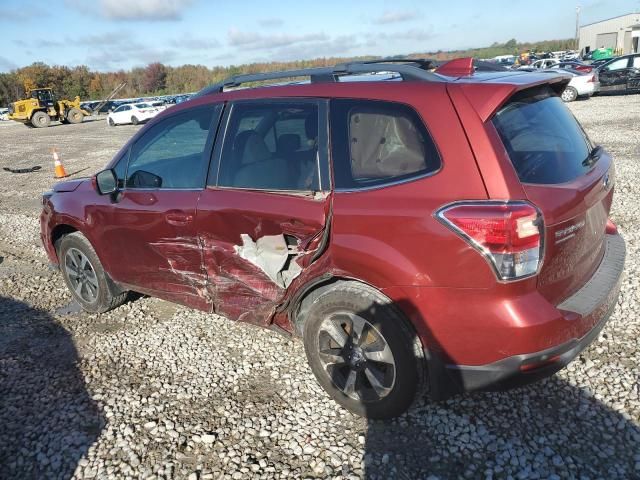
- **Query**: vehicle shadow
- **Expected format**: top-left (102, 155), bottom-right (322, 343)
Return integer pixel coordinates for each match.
top-left (360, 301), bottom-right (640, 479)
top-left (0, 295), bottom-right (103, 477)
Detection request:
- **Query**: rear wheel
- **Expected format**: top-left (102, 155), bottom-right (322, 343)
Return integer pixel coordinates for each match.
top-left (31, 111), bottom-right (51, 128)
top-left (131, 116), bottom-right (139, 125)
top-left (561, 86), bottom-right (578, 102)
top-left (301, 282), bottom-right (422, 419)
top-left (66, 107), bottom-right (84, 124)
top-left (57, 232), bottom-right (128, 313)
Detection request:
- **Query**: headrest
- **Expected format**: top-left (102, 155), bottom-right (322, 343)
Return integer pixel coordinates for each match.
top-left (277, 134), bottom-right (301, 153)
top-left (234, 130), bottom-right (270, 165)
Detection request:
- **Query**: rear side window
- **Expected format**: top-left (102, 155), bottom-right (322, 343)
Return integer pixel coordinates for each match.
top-left (492, 87), bottom-right (594, 185)
top-left (330, 100), bottom-right (440, 189)
top-left (216, 101), bottom-right (320, 191)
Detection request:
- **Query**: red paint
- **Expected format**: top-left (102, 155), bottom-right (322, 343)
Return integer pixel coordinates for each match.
top-left (435, 57), bottom-right (475, 77)
top-left (40, 69), bottom-right (622, 372)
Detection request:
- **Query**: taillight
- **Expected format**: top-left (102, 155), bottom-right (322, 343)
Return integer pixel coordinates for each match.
top-left (437, 201), bottom-right (544, 281)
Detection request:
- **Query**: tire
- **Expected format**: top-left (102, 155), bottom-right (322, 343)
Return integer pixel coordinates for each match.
top-left (66, 107), bottom-right (84, 124)
top-left (57, 232), bottom-right (128, 313)
top-left (561, 86), bottom-right (578, 102)
top-left (108, 117), bottom-right (115, 127)
top-left (31, 111), bottom-right (51, 128)
top-left (301, 282), bottom-right (421, 419)
top-left (131, 116), bottom-right (139, 125)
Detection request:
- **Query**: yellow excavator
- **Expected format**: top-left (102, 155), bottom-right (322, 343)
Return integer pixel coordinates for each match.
top-left (8, 88), bottom-right (90, 128)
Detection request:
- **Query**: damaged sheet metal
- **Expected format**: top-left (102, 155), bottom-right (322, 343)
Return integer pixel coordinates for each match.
top-left (234, 234), bottom-right (302, 289)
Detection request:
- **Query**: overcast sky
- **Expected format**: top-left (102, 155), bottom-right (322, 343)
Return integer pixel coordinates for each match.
top-left (0, 0), bottom-right (637, 72)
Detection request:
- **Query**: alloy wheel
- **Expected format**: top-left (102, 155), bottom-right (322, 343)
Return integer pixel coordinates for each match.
top-left (317, 311), bottom-right (396, 402)
top-left (64, 247), bottom-right (99, 303)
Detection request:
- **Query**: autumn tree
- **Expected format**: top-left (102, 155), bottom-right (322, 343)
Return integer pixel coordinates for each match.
top-left (142, 62), bottom-right (167, 94)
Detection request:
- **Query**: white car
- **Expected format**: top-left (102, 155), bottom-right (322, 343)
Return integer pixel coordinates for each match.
top-left (540, 69), bottom-right (600, 102)
top-left (0, 108), bottom-right (8, 121)
top-left (528, 58), bottom-right (561, 69)
top-left (107, 103), bottom-right (163, 126)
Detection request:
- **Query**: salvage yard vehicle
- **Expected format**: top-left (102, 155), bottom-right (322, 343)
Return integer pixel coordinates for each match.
top-left (8, 88), bottom-right (89, 128)
top-left (40, 58), bottom-right (625, 418)
top-left (597, 54), bottom-right (640, 93)
top-left (107, 102), bottom-right (163, 126)
top-left (531, 68), bottom-right (600, 101)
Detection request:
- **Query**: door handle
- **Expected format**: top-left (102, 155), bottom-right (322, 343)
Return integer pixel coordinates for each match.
top-left (166, 210), bottom-right (193, 226)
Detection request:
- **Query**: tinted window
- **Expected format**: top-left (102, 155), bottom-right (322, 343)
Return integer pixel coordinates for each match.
top-left (217, 101), bottom-right (320, 191)
top-left (492, 86), bottom-right (593, 185)
top-left (330, 99), bottom-right (440, 189)
top-left (126, 106), bottom-right (219, 189)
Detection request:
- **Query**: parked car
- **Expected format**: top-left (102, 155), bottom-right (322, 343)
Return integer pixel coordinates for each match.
top-left (597, 54), bottom-right (640, 93)
top-left (529, 58), bottom-right (560, 69)
top-left (107, 102), bottom-right (163, 126)
top-left (552, 61), bottom-right (593, 73)
top-left (40, 59), bottom-right (625, 418)
top-left (0, 107), bottom-right (9, 120)
top-left (83, 101), bottom-right (119, 115)
top-left (539, 68), bottom-right (600, 101)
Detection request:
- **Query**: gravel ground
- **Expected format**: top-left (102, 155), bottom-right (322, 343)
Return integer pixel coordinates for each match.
top-left (0, 97), bottom-right (639, 480)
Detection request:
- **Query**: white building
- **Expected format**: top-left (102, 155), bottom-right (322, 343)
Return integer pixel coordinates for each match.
top-left (579, 12), bottom-right (640, 55)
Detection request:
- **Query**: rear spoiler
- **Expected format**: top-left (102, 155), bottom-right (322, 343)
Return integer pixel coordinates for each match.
top-left (450, 73), bottom-right (571, 122)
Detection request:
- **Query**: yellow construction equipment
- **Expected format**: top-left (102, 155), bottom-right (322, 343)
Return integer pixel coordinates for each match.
top-left (8, 88), bottom-right (90, 128)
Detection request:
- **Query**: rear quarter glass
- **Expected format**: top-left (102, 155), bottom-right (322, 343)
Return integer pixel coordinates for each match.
top-left (491, 86), bottom-right (594, 185)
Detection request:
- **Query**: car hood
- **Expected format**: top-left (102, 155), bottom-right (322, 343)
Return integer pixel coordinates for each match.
top-left (53, 178), bottom-right (88, 192)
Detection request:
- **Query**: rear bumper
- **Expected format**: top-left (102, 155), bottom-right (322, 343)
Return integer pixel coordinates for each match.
top-left (440, 233), bottom-right (625, 395)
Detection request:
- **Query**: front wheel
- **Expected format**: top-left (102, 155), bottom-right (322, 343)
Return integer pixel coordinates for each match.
top-left (301, 282), bottom-right (422, 419)
top-left (67, 107), bottom-right (84, 124)
top-left (57, 232), bottom-right (128, 313)
top-left (561, 86), bottom-right (578, 102)
top-left (31, 111), bottom-right (51, 128)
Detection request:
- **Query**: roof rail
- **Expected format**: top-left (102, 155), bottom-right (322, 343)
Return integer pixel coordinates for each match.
top-left (196, 60), bottom-right (445, 96)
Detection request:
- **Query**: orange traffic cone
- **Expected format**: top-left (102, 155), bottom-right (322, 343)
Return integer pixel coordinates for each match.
top-left (52, 148), bottom-right (68, 179)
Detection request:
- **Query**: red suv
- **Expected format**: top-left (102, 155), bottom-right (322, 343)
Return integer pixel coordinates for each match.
top-left (40, 58), bottom-right (625, 418)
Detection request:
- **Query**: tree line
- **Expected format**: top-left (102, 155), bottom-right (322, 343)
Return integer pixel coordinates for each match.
top-left (0, 38), bottom-right (575, 107)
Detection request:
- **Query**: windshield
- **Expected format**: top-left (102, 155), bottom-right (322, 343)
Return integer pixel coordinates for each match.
top-left (492, 86), bottom-right (594, 184)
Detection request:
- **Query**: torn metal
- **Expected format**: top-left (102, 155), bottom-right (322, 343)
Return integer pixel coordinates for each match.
top-left (234, 234), bottom-right (302, 289)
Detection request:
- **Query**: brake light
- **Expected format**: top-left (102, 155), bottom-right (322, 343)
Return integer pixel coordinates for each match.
top-left (437, 201), bottom-right (544, 281)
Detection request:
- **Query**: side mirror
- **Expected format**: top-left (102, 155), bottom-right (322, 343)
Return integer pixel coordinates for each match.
top-left (95, 169), bottom-right (117, 195)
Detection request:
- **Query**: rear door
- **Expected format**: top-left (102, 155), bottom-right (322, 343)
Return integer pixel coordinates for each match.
top-left (195, 98), bottom-right (331, 325)
top-left (628, 55), bottom-right (640, 90)
top-left (598, 57), bottom-right (632, 90)
top-left (491, 86), bottom-right (613, 305)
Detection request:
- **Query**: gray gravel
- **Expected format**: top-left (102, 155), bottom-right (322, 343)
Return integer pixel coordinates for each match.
top-left (0, 96), bottom-right (639, 479)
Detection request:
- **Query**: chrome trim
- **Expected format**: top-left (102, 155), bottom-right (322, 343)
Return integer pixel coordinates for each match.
top-left (334, 167), bottom-right (442, 193)
top-left (434, 200), bottom-right (546, 283)
top-left (124, 188), bottom-right (204, 192)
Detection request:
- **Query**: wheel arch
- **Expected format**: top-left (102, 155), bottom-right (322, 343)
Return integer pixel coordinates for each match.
top-left (51, 223), bottom-right (79, 256)
top-left (53, 226), bottom-right (126, 296)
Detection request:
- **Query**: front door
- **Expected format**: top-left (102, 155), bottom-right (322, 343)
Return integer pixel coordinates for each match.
top-left (196, 99), bottom-right (331, 325)
top-left (92, 104), bottom-right (222, 310)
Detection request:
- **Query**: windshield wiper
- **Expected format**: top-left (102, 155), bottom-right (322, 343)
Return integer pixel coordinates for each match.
top-left (583, 145), bottom-right (603, 168)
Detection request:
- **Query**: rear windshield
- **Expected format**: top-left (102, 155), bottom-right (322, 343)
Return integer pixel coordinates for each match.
top-left (492, 86), bottom-right (594, 184)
